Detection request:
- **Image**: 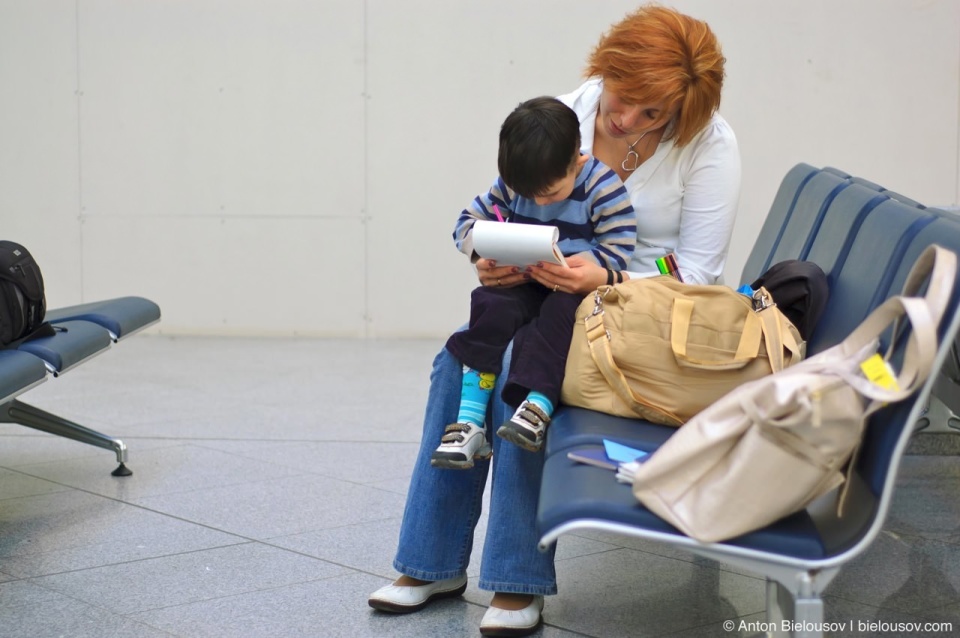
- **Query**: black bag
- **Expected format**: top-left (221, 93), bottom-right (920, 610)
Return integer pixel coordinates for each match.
top-left (0, 240), bottom-right (53, 347)
top-left (751, 260), bottom-right (829, 341)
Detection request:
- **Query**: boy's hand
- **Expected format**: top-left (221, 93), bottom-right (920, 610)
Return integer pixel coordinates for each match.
top-left (527, 255), bottom-right (612, 294)
top-left (476, 258), bottom-right (528, 288)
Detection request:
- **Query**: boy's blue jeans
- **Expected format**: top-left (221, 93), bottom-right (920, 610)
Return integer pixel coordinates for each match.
top-left (393, 343), bottom-right (558, 595)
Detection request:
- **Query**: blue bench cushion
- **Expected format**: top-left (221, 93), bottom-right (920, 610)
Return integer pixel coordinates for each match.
top-left (0, 350), bottom-right (48, 404)
top-left (800, 185), bottom-right (888, 277)
top-left (45, 297), bottom-right (160, 340)
top-left (741, 163), bottom-right (819, 282)
top-left (761, 171), bottom-right (850, 272)
top-left (546, 407), bottom-right (676, 458)
top-left (807, 204), bottom-right (937, 353)
top-left (17, 320), bottom-right (113, 375)
top-left (538, 449), bottom-right (828, 559)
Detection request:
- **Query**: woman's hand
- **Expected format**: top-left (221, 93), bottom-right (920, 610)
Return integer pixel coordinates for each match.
top-left (476, 258), bottom-right (529, 288)
top-left (527, 255), bottom-right (610, 295)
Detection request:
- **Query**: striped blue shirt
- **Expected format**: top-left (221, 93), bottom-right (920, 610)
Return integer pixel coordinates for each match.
top-left (453, 156), bottom-right (636, 270)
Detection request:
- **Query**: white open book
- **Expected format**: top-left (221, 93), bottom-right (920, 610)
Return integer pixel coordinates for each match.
top-left (471, 219), bottom-right (568, 268)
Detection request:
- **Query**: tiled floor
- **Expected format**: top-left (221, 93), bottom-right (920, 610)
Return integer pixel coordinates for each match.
top-left (1, 336), bottom-right (958, 637)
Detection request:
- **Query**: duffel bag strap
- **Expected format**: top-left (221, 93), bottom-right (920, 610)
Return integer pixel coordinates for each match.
top-left (754, 287), bottom-right (806, 373)
top-left (583, 292), bottom-right (684, 426)
top-left (670, 297), bottom-right (762, 371)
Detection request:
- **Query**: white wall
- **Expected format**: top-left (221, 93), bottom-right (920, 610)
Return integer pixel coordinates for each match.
top-left (2, 0), bottom-right (958, 337)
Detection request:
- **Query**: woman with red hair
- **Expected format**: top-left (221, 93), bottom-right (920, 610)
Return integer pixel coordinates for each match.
top-left (369, 6), bottom-right (740, 635)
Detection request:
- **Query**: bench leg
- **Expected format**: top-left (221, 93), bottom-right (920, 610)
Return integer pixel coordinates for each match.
top-left (917, 393), bottom-right (960, 434)
top-left (923, 341), bottom-right (960, 436)
top-left (765, 569), bottom-right (836, 638)
top-left (0, 399), bottom-right (132, 477)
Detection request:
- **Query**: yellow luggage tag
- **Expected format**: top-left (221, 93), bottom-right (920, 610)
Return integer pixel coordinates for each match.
top-left (859, 353), bottom-right (900, 392)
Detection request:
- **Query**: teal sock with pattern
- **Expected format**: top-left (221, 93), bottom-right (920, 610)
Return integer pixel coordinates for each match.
top-left (457, 366), bottom-right (496, 428)
top-left (525, 391), bottom-right (555, 417)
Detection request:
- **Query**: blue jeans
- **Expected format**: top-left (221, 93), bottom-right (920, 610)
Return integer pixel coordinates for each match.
top-left (393, 343), bottom-right (558, 595)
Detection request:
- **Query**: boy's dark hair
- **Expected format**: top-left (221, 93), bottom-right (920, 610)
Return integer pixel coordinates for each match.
top-left (498, 96), bottom-right (581, 199)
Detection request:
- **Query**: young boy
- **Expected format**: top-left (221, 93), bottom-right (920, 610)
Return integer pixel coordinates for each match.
top-left (431, 96), bottom-right (636, 469)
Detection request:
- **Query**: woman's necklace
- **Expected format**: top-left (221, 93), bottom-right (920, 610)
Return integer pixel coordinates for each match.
top-left (621, 131), bottom-right (649, 172)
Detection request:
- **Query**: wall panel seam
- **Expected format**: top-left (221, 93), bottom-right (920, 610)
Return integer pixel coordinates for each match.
top-left (75, 0), bottom-right (85, 303)
top-left (362, 0), bottom-right (371, 338)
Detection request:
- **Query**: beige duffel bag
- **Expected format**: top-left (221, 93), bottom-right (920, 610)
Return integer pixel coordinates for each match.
top-left (560, 276), bottom-right (804, 426)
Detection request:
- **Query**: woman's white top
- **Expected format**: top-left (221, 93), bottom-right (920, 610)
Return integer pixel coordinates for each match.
top-left (559, 78), bottom-right (742, 285)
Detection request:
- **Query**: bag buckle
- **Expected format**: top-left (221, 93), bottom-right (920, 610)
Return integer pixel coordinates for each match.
top-left (752, 289), bottom-right (775, 311)
top-left (591, 289), bottom-right (605, 316)
top-left (590, 288), bottom-right (613, 340)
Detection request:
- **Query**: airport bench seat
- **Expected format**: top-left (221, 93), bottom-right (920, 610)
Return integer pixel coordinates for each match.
top-left (1, 296), bottom-right (160, 475)
top-left (537, 164), bottom-right (960, 637)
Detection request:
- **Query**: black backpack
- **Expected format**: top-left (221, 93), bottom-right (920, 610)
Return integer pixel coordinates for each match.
top-left (0, 240), bottom-right (53, 347)
top-left (750, 259), bottom-right (830, 341)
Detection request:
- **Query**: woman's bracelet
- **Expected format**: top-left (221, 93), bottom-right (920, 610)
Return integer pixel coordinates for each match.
top-left (606, 269), bottom-right (627, 285)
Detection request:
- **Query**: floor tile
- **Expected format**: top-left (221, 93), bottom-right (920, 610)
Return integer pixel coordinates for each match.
top-left (107, 397), bottom-right (429, 443)
top-left (553, 533), bottom-right (622, 562)
top-left (914, 598), bottom-right (960, 626)
top-left (0, 490), bottom-right (243, 578)
top-left (363, 475), bottom-right (411, 496)
top-left (1, 579), bottom-right (62, 606)
top-left (268, 517), bottom-right (407, 579)
top-left (32, 542), bottom-right (350, 614)
top-left (199, 440), bottom-right (420, 485)
top-left (19, 337), bottom-right (441, 443)
top-left (273, 511), bottom-right (493, 580)
top-left (16, 443), bottom-right (306, 499)
top-left (885, 455), bottom-right (960, 543)
top-left (824, 530), bottom-right (960, 614)
top-left (131, 473), bottom-right (406, 539)
top-left (1, 580), bottom-right (171, 638)
top-left (0, 431), bottom-right (177, 469)
top-left (0, 468), bottom-right (70, 500)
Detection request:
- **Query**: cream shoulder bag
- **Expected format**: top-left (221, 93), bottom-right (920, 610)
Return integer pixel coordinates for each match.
top-left (629, 245), bottom-right (956, 543)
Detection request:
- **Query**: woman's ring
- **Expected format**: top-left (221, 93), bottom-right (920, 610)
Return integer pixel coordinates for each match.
top-left (553, 284), bottom-right (560, 292)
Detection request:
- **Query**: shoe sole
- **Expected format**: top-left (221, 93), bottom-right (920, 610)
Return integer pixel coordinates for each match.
top-left (368, 581), bottom-right (468, 614)
top-left (430, 455), bottom-right (475, 469)
top-left (496, 423), bottom-right (542, 453)
top-left (479, 614), bottom-right (544, 637)
top-left (430, 446), bottom-right (493, 470)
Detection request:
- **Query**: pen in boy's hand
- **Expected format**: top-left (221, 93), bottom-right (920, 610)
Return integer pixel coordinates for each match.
top-left (493, 204), bottom-right (505, 222)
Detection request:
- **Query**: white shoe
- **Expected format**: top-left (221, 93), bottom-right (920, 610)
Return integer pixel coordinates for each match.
top-left (496, 401), bottom-right (551, 452)
top-left (479, 595), bottom-right (545, 636)
top-left (430, 422), bottom-right (492, 469)
top-left (367, 575), bottom-right (468, 613)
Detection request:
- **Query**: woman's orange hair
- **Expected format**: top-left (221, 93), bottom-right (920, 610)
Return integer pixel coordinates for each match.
top-left (586, 5), bottom-right (725, 147)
